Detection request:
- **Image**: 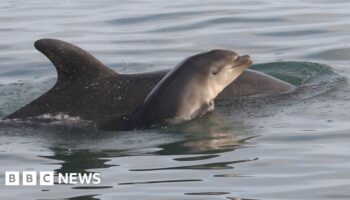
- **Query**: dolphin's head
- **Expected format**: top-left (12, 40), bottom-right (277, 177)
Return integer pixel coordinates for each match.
top-left (181, 49), bottom-right (252, 103)
top-left (133, 49), bottom-right (252, 127)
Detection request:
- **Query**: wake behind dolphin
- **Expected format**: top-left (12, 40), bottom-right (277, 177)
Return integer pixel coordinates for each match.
top-left (3, 39), bottom-right (294, 131)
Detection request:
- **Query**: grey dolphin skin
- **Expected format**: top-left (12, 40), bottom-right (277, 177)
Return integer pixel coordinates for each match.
top-left (98, 50), bottom-right (251, 130)
top-left (4, 39), bottom-right (294, 129)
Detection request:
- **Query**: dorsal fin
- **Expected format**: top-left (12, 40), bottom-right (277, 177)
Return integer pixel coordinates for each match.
top-left (34, 38), bottom-right (117, 88)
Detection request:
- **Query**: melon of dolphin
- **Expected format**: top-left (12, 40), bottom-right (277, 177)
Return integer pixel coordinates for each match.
top-left (4, 39), bottom-right (294, 123)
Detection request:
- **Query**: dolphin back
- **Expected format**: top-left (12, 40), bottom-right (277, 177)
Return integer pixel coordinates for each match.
top-left (34, 39), bottom-right (117, 89)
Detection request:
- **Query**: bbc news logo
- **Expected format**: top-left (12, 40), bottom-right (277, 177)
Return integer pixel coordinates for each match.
top-left (5, 171), bottom-right (101, 186)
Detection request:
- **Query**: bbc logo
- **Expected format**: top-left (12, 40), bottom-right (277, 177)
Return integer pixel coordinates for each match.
top-left (5, 171), bottom-right (101, 186)
top-left (5, 171), bottom-right (54, 186)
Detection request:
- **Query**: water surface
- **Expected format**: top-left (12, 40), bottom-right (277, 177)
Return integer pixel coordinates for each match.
top-left (1, 0), bottom-right (350, 199)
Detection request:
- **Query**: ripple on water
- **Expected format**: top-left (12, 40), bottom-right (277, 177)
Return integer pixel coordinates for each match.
top-left (307, 47), bottom-right (350, 60)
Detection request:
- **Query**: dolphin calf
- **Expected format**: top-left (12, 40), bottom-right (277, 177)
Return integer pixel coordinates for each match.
top-left (4, 39), bottom-right (294, 123)
top-left (98, 50), bottom-right (252, 130)
top-left (97, 50), bottom-right (251, 130)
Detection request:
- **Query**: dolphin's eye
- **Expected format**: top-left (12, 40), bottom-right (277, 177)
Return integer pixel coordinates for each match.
top-left (211, 67), bottom-right (220, 75)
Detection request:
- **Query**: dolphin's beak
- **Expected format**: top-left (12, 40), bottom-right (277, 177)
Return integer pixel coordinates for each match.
top-left (232, 55), bottom-right (252, 68)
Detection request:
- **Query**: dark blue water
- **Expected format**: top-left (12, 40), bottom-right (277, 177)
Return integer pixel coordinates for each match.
top-left (1, 1), bottom-right (350, 199)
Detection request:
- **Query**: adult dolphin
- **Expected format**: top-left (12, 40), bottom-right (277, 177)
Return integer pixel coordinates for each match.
top-left (4, 39), bottom-right (294, 121)
top-left (97, 50), bottom-right (252, 130)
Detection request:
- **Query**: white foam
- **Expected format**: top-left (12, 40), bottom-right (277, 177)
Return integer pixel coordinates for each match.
top-left (35, 113), bottom-right (81, 121)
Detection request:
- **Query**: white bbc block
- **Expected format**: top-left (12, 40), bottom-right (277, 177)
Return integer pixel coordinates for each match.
top-left (22, 171), bottom-right (37, 186)
top-left (5, 171), bottom-right (20, 186)
top-left (39, 171), bottom-right (54, 186)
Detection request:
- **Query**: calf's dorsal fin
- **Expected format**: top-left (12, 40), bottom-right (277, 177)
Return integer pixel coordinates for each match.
top-left (34, 38), bottom-right (117, 87)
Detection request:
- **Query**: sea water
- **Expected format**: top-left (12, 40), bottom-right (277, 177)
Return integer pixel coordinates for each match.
top-left (0, 1), bottom-right (350, 199)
